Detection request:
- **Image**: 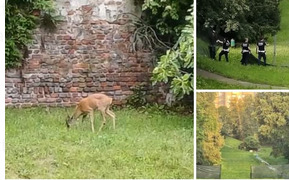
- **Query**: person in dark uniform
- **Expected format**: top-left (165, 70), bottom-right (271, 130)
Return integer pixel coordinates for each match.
top-left (241, 38), bottom-right (251, 65)
top-left (256, 37), bottom-right (267, 66)
top-left (217, 37), bottom-right (230, 62)
top-left (208, 30), bottom-right (217, 60)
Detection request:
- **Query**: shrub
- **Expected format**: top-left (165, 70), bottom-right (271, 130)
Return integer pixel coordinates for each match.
top-left (239, 136), bottom-right (260, 151)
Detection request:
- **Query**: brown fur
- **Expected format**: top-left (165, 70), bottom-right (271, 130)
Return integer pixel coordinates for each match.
top-left (66, 93), bottom-right (115, 133)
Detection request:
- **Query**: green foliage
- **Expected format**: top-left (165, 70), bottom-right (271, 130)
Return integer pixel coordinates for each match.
top-left (142, 0), bottom-right (191, 39)
top-left (197, 76), bottom-right (260, 89)
top-left (5, 0), bottom-right (58, 69)
top-left (253, 93), bottom-right (289, 160)
top-left (239, 136), bottom-right (260, 151)
top-left (241, 95), bottom-right (259, 138)
top-left (197, 93), bottom-right (224, 165)
top-left (197, 46), bottom-right (289, 88)
top-left (218, 94), bottom-right (258, 141)
top-left (126, 84), bottom-right (148, 107)
top-left (218, 106), bottom-right (233, 137)
top-left (151, 6), bottom-right (193, 99)
top-left (197, 0), bottom-right (281, 41)
top-left (228, 96), bottom-right (245, 139)
top-left (5, 107), bottom-right (193, 178)
top-left (221, 137), bottom-right (287, 179)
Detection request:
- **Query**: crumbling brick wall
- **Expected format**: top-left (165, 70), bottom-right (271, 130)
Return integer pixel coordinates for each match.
top-left (5, 0), bottom-right (157, 107)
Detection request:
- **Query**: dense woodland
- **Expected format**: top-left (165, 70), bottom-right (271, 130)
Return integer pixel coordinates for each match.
top-left (197, 0), bottom-right (281, 41)
top-left (197, 92), bottom-right (289, 165)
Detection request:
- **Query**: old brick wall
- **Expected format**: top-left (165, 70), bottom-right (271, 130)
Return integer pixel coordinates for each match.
top-left (5, 0), bottom-right (157, 107)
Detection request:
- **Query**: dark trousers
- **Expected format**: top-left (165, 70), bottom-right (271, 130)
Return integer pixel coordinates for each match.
top-left (258, 52), bottom-right (266, 66)
top-left (219, 50), bottom-right (229, 62)
top-left (241, 52), bottom-right (249, 65)
top-left (208, 45), bottom-right (216, 60)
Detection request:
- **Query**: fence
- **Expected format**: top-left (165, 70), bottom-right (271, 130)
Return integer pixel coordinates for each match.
top-left (197, 165), bottom-right (221, 179)
top-left (251, 164), bottom-right (289, 179)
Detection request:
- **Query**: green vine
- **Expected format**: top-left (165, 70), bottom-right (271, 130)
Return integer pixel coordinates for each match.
top-left (5, 0), bottom-right (59, 69)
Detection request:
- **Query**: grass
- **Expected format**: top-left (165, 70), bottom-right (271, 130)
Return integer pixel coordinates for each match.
top-left (197, 51), bottom-right (289, 88)
top-left (197, 1), bottom-right (289, 88)
top-left (277, 0), bottom-right (289, 46)
top-left (5, 107), bottom-right (193, 179)
top-left (221, 137), bottom-right (287, 179)
top-left (196, 76), bottom-right (259, 89)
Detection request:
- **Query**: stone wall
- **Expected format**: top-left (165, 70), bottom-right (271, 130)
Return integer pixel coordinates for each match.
top-left (5, 0), bottom-right (157, 107)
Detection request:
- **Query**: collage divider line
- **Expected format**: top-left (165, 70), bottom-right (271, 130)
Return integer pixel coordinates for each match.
top-left (193, 0), bottom-right (197, 179)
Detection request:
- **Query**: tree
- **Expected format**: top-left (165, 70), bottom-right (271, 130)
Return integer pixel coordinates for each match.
top-left (197, 93), bottom-right (224, 165)
top-left (240, 95), bottom-right (259, 138)
top-left (253, 93), bottom-right (289, 160)
top-left (151, 6), bottom-right (193, 99)
top-left (142, 0), bottom-right (193, 43)
top-left (139, 0), bottom-right (193, 100)
top-left (197, 0), bottom-right (281, 41)
top-left (228, 96), bottom-right (245, 140)
top-left (218, 106), bottom-right (234, 137)
top-left (239, 136), bottom-right (260, 151)
top-left (218, 94), bottom-right (258, 140)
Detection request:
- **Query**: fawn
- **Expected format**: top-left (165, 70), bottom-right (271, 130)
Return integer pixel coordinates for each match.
top-left (66, 93), bottom-right (116, 133)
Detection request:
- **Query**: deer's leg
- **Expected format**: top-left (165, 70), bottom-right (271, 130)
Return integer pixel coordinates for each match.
top-left (98, 110), bottom-right (107, 134)
top-left (105, 108), bottom-right (116, 130)
top-left (89, 111), bottom-right (95, 133)
top-left (82, 114), bottom-right (88, 123)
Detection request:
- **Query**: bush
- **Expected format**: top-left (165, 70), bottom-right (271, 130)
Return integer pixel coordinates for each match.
top-left (239, 136), bottom-right (260, 151)
top-left (5, 0), bottom-right (59, 69)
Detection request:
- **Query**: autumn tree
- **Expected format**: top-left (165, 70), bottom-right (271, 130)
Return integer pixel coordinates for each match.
top-left (219, 94), bottom-right (257, 140)
top-left (240, 95), bottom-right (258, 138)
top-left (253, 92), bottom-right (289, 160)
top-left (218, 106), bottom-right (234, 137)
top-left (228, 96), bottom-right (245, 140)
top-left (197, 93), bottom-right (224, 165)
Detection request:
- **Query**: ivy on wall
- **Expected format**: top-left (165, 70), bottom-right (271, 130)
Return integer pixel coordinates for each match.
top-left (5, 0), bottom-right (59, 69)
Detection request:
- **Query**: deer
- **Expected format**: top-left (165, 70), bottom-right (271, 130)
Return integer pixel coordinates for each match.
top-left (65, 93), bottom-right (116, 134)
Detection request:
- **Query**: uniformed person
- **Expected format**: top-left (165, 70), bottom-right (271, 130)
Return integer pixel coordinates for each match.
top-left (256, 37), bottom-right (267, 66)
top-left (208, 29), bottom-right (217, 60)
top-left (217, 38), bottom-right (230, 62)
top-left (241, 38), bottom-right (251, 65)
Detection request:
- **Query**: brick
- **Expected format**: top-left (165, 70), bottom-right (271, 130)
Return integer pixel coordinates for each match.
top-left (22, 94), bottom-right (31, 99)
top-left (46, 98), bottom-right (57, 103)
top-left (22, 103), bottom-right (32, 108)
top-left (69, 87), bottom-right (78, 92)
top-left (113, 85), bottom-right (121, 90)
top-left (63, 35), bottom-right (71, 40)
top-left (67, 10), bottom-right (75, 15)
top-left (51, 93), bottom-right (59, 98)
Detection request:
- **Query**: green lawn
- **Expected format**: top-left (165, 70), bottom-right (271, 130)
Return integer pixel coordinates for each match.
top-left (5, 107), bottom-right (193, 179)
top-left (197, 54), bottom-right (289, 88)
top-left (197, 76), bottom-right (259, 89)
top-left (278, 0), bottom-right (289, 46)
top-left (221, 137), bottom-right (287, 179)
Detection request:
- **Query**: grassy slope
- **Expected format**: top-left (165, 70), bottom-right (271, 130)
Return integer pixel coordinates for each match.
top-left (197, 1), bottom-right (289, 88)
top-left (5, 108), bottom-right (193, 179)
top-left (221, 137), bottom-right (287, 179)
top-left (196, 76), bottom-right (259, 89)
top-left (277, 0), bottom-right (289, 45)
